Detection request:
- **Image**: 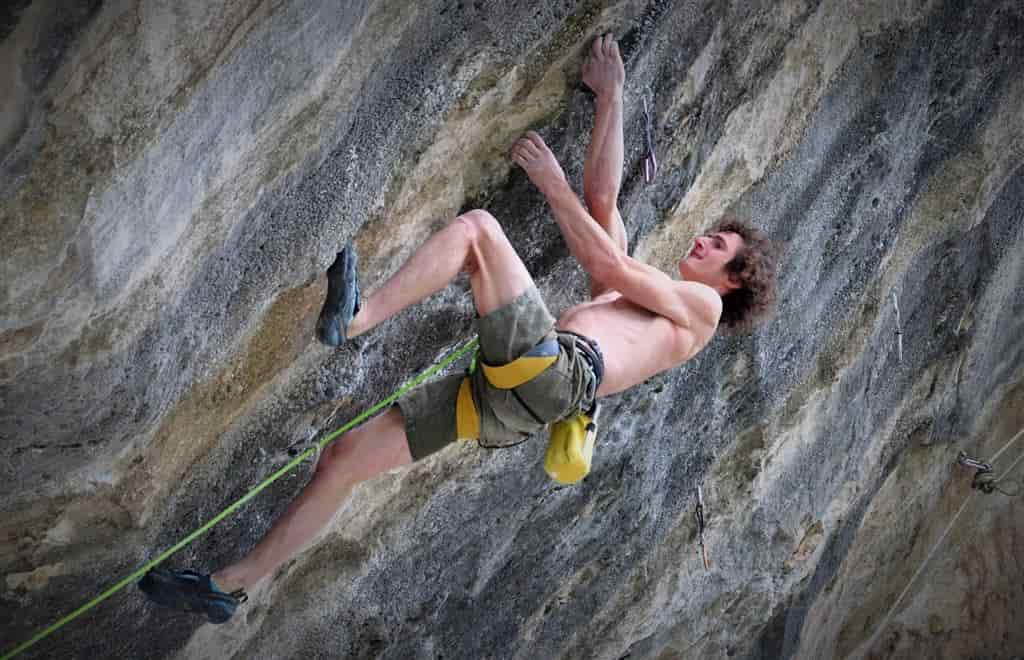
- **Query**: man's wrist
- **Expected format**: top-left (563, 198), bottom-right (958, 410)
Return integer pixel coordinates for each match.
top-left (539, 176), bottom-right (575, 203)
top-left (595, 88), bottom-right (623, 107)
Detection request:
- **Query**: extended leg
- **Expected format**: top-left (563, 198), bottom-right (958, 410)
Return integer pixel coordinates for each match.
top-left (213, 406), bottom-right (412, 592)
top-left (143, 212), bottom-right (538, 616)
top-left (581, 34), bottom-right (628, 296)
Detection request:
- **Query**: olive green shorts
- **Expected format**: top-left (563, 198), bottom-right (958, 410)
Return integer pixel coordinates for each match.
top-left (396, 286), bottom-right (600, 461)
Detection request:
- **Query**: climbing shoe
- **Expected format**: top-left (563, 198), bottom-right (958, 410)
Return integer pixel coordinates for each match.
top-left (316, 243), bottom-right (361, 346)
top-left (138, 568), bottom-right (247, 624)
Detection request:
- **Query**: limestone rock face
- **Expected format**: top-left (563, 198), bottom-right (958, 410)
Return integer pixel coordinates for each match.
top-left (2, 1), bottom-right (1022, 658)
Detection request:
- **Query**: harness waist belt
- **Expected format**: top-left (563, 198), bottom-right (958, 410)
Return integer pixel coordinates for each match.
top-left (558, 330), bottom-right (604, 390)
top-left (457, 338), bottom-right (561, 441)
top-left (479, 338), bottom-right (560, 389)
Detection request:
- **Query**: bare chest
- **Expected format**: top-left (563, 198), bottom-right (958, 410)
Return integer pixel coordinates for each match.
top-left (557, 294), bottom-right (696, 395)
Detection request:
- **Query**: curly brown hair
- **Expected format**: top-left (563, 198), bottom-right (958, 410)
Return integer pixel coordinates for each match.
top-left (710, 216), bottom-right (778, 332)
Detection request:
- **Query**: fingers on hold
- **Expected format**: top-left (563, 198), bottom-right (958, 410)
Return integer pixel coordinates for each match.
top-left (610, 40), bottom-right (620, 58)
top-left (514, 139), bottom-right (538, 157)
top-left (592, 35), bottom-right (603, 57)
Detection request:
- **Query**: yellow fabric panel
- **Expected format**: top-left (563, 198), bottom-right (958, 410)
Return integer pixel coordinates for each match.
top-left (456, 376), bottom-right (480, 440)
top-left (480, 355), bottom-right (557, 389)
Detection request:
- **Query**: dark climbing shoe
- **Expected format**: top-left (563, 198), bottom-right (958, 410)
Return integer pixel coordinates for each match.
top-left (138, 568), bottom-right (247, 624)
top-left (316, 243), bottom-right (361, 346)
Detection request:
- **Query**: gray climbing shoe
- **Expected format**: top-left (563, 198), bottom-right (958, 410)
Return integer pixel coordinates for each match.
top-left (316, 244), bottom-right (361, 346)
top-left (138, 568), bottom-right (247, 624)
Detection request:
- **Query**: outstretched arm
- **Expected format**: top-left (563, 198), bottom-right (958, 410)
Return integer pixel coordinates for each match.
top-left (582, 34), bottom-right (628, 296)
top-left (582, 34), bottom-right (626, 233)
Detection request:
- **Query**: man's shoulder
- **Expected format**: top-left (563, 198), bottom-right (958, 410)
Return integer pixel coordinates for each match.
top-left (675, 280), bottom-right (723, 327)
top-left (664, 282), bottom-right (721, 361)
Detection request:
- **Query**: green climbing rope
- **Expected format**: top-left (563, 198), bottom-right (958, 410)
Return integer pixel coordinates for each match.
top-left (1, 336), bottom-right (480, 660)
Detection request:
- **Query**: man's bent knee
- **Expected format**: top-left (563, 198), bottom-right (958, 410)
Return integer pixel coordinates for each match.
top-left (456, 209), bottom-right (504, 245)
top-left (454, 210), bottom-right (508, 275)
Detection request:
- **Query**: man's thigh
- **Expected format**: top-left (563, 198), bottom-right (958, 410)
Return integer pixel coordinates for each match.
top-left (395, 374), bottom-right (463, 462)
top-left (320, 405), bottom-right (412, 483)
top-left (459, 210), bottom-right (536, 317)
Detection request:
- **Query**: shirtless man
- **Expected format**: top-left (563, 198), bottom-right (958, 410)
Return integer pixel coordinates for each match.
top-left (139, 34), bottom-right (776, 623)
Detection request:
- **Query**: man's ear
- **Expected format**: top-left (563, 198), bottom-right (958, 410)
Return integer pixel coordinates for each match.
top-left (726, 270), bottom-right (743, 291)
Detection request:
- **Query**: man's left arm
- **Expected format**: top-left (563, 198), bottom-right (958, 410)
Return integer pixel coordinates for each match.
top-left (540, 177), bottom-right (720, 335)
top-left (541, 177), bottom-right (624, 278)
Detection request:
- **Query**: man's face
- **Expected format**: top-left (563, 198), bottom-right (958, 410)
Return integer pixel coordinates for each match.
top-left (678, 231), bottom-right (744, 294)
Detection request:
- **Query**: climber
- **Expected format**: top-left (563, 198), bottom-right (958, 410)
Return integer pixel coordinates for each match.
top-left (139, 34), bottom-right (776, 623)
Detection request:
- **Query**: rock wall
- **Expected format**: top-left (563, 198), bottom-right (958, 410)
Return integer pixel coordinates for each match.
top-left (2, 1), bottom-right (1022, 658)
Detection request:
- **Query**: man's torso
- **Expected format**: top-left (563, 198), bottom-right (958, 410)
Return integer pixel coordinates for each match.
top-left (556, 290), bottom-right (716, 397)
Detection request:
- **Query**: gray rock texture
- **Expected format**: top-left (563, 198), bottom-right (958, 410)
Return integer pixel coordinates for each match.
top-left (2, 0), bottom-right (1023, 658)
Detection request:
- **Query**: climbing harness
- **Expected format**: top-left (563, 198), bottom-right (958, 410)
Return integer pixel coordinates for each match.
top-left (455, 337), bottom-right (560, 446)
top-left (456, 334), bottom-right (603, 484)
top-left (695, 485), bottom-right (710, 570)
top-left (1, 336), bottom-right (480, 660)
top-left (642, 95), bottom-right (658, 183)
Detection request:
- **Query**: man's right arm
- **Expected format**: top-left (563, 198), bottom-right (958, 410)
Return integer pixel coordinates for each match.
top-left (595, 253), bottom-right (722, 354)
top-left (537, 170), bottom-right (720, 353)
